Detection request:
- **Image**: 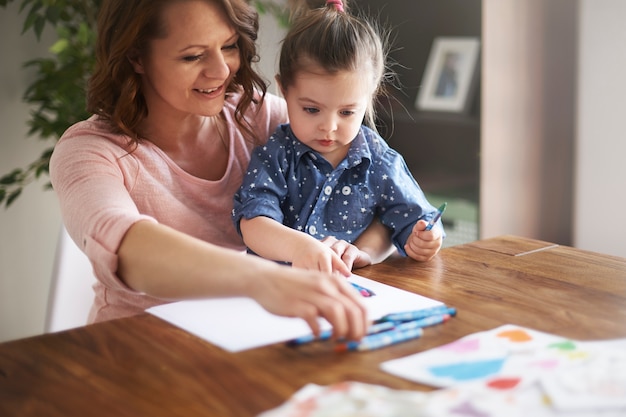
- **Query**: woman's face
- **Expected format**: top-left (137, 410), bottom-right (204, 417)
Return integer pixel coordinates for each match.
top-left (132, 0), bottom-right (241, 120)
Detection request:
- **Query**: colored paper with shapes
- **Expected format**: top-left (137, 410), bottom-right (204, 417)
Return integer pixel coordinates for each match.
top-left (380, 324), bottom-right (626, 416)
top-left (257, 381), bottom-right (430, 417)
top-left (540, 341), bottom-right (626, 412)
top-left (380, 324), bottom-right (587, 388)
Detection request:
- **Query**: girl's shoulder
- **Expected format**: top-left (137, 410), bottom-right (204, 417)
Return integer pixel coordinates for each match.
top-left (360, 125), bottom-right (393, 155)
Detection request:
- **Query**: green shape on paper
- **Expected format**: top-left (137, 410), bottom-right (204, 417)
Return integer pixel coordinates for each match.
top-left (548, 340), bottom-right (577, 351)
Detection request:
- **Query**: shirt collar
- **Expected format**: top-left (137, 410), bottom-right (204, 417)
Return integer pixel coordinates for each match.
top-left (288, 125), bottom-right (373, 169)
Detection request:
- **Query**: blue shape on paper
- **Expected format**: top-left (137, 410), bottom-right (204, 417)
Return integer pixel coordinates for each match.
top-left (428, 358), bottom-right (506, 381)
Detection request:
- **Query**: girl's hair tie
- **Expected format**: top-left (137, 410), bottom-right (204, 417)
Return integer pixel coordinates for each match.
top-left (326, 0), bottom-right (344, 12)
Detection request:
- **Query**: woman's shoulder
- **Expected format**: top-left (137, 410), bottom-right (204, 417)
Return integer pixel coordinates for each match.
top-left (52, 116), bottom-right (134, 167)
top-left (225, 89), bottom-right (286, 112)
top-left (59, 116), bottom-right (129, 149)
top-left (224, 90), bottom-right (287, 134)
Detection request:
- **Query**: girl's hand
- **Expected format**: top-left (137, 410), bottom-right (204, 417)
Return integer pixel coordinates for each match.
top-left (404, 219), bottom-right (443, 262)
top-left (291, 238), bottom-right (353, 276)
top-left (320, 236), bottom-right (373, 270)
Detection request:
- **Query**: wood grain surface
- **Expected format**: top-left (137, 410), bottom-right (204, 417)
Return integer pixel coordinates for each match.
top-left (1, 236), bottom-right (625, 417)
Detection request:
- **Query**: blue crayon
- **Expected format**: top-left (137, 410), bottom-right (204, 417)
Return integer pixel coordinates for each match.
top-left (350, 282), bottom-right (376, 297)
top-left (376, 305), bottom-right (456, 323)
top-left (425, 202), bottom-right (447, 231)
top-left (393, 314), bottom-right (451, 331)
top-left (366, 320), bottom-right (397, 334)
top-left (335, 314), bottom-right (450, 352)
top-left (287, 320), bottom-right (396, 346)
top-left (286, 330), bottom-right (333, 346)
top-left (335, 327), bottom-right (424, 352)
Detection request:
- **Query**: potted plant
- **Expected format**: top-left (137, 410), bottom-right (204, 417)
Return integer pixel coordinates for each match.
top-left (0, 0), bottom-right (287, 208)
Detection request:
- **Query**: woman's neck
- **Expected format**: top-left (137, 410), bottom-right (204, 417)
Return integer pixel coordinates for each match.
top-left (140, 113), bottom-right (230, 181)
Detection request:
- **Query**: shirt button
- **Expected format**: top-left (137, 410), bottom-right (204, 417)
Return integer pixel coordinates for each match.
top-left (341, 186), bottom-right (351, 196)
top-left (309, 225), bottom-right (317, 235)
top-left (324, 186), bottom-right (332, 196)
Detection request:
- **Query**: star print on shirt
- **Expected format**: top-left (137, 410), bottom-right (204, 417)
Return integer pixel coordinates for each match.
top-left (232, 123), bottom-right (441, 256)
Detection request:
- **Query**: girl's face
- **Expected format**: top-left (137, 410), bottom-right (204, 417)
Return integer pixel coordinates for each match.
top-left (132, 0), bottom-right (241, 120)
top-left (280, 65), bottom-right (374, 167)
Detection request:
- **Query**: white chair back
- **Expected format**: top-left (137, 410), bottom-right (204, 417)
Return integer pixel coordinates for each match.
top-left (45, 225), bottom-right (97, 332)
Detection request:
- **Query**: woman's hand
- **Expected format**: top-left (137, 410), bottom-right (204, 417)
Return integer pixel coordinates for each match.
top-left (404, 219), bottom-right (443, 262)
top-left (251, 266), bottom-right (368, 340)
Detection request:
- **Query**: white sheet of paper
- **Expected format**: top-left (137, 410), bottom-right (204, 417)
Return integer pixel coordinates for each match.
top-left (146, 274), bottom-right (443, 352)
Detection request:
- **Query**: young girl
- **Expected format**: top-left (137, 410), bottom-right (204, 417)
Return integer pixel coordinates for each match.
top-left (233, 0), bottom-right (444, 273)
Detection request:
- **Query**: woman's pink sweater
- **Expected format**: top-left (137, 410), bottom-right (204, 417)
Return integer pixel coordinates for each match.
top-left (50, 93), bottom-right (287, 323)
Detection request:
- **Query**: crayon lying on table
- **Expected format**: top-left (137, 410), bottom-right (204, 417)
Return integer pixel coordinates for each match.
top-left (335, 314), bottom-right (451, 352)
top-left (375, 305), bottom-right (456, 323)
top-left (335, 327), bottom-right (424, 352)
top-left (286, 320), bottom-right (396, 346)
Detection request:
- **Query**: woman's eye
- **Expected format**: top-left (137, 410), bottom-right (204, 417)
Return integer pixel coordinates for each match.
top-left (223, 42), bottom-right (239, 50)
top-left (182, 54), bottom-right (203, 62)
top-left (303, 107), bottom-right (319, 114)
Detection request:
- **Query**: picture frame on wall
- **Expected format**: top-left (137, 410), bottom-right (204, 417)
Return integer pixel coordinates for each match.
top-left (415, 37), bottom-right (480, 113)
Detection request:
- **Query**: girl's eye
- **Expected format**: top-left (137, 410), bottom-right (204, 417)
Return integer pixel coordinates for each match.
top-left (341, 110), bottom-right (356, 116)
top-left (303, 107), bottom-right (319, 114)
top-left (182, 54), bottom-right (203, 62)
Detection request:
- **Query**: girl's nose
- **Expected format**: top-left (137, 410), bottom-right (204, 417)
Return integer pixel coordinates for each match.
top-left (318, 115), bottom-right (338, 133)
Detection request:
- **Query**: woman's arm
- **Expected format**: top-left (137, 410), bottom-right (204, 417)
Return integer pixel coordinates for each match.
top-left (117, 220), bottom-right (367, 339)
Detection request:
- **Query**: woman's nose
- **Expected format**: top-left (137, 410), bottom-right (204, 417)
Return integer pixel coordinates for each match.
top-left (202, 52), bottom-right (231, 80)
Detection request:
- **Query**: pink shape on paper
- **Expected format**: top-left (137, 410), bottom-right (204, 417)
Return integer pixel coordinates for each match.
top-left (450, 400), bottom-right (490, 417)
top-left (440, 338), bottom-right (480, 354)
top-left (531, 358), bottom-right (560, 370)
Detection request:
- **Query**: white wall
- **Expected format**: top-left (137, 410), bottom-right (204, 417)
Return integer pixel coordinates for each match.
top-left (256, 9), bottom-right (287, 94)
top-left (482, 0), bottom-right (625, 257)
top-left (0, 3), bottom-right (61, 342)
top-left (481, 0), bottom-right (577, 246)
top-left (574, 0), bottom-right (626, 258)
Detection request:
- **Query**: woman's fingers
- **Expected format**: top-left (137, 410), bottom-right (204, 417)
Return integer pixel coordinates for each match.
top-left (256, 268), bottom-right (367, 340)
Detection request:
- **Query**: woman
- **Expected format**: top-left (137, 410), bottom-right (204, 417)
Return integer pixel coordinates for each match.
top-left (50, 0), bottom-right (392, 340)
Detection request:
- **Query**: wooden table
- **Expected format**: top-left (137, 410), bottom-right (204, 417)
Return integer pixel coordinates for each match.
top-left (1, 236), bottom-right (625, 416)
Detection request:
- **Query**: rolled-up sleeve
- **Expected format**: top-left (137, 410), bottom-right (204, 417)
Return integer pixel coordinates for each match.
top-left (50, 124), bottom-right (156, 293)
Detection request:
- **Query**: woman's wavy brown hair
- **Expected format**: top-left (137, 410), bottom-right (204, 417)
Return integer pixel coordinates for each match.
top-left (87, 0), bottom-right (267, 146)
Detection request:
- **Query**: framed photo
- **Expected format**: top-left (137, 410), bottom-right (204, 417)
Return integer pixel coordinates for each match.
top-left (415, 37), bottom-right (480, 113)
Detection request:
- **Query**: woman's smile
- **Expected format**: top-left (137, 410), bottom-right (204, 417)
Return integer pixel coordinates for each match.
top-left (193, 85), bottom-right (224, 98)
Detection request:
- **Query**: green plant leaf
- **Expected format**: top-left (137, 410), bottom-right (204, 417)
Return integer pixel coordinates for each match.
top-left (6, 189), bottom-right (23, 207)
top-left (49, 38), bottom-right (68, 54)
